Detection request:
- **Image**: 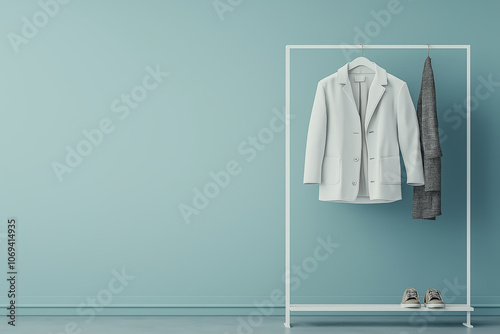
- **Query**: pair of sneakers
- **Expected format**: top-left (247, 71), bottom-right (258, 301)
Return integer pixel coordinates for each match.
top-left (401, 288), bottom-right (445, 308)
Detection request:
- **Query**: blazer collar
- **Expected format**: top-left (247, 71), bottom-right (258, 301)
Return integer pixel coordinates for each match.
top-left (338, 61), bottom-right (387, 132)
top-left (337, 62), bottom-right (387, 86)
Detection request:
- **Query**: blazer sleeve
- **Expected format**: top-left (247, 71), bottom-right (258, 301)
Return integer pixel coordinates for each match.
top-left (303, 82), bottom-right (327, 184)
top-left (396, 82), bottom-right (425, 186)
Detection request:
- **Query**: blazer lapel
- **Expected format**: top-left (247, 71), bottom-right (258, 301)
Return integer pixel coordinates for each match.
top-left (337, 62), bottom-right (388, 131)
top-left (342, 81), bottom-right (358, 113)
top-left (337, 64), bottom-right (360, 119)
top-left (364, 64), bottom-right (387, 132)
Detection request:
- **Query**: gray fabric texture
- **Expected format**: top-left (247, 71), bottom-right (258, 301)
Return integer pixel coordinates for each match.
top-left (412, 57), bottom-right (442, 220)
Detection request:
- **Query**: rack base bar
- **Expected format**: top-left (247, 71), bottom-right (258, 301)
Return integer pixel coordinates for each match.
top-left (286, 305), bottom-right (474, 328)
top-left (289, 304), bottom-right (474, 312)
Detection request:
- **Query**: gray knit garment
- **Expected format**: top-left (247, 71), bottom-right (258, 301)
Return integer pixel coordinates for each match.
top-left (413, 57), bottom-right (442, 220)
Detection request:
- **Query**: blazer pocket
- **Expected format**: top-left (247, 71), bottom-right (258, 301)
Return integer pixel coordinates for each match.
top-left (322, 156), bottom-right (341, 185)
top-left (379, 156), bottom-right (401, 185)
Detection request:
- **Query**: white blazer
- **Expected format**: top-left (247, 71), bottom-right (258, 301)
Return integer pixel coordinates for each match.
top-left (303, 62), bottom-right (425, 203)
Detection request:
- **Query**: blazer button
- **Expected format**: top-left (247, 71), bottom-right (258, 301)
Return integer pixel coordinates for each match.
top-left (352, 181), bottom-right (357, 186)
top-left (353, 156), bottom-right (359, 162)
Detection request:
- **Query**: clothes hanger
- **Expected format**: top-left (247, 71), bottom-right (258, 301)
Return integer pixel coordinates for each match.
top-left (348, 44), bottom-right (375, 72)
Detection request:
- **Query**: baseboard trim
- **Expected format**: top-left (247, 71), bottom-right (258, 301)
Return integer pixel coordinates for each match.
top-left (3, 306), bottom-right (500, 316)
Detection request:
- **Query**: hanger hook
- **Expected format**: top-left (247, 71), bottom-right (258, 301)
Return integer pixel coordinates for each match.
top-left (360, 43), bottom-right (364, 57)
top-left (427, 44), bottom-right (430, 57)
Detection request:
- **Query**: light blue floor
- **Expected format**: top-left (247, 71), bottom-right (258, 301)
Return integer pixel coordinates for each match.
top-left (1, 315), bottom-right (499, 333)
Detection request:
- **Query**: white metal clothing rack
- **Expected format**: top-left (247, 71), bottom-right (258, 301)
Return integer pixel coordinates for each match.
top-left (284, 44), bottom-right (472, 328)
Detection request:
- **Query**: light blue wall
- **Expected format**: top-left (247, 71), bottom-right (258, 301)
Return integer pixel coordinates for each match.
top-left (0, 0), bottom-right (498, 315)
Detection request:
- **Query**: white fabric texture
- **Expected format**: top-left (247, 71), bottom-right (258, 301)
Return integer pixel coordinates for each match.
top-left (303, 61), bottom-right (425, 203)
